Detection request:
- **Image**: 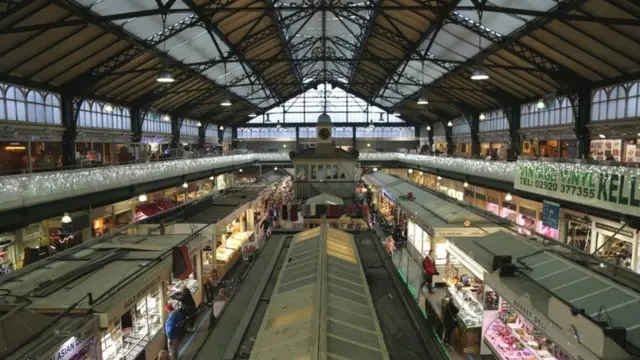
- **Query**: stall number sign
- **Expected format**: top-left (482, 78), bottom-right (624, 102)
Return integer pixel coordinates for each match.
top-left (123, 276), bottom-right (161, 310)
top-left (51, 329), bottom-right (93, 360)
top-left (515, 161), bottom-right (640, 214)
top-left (512, 298), bottom-right (548, 332)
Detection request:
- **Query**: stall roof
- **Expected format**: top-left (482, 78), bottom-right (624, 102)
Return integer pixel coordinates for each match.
top-left (365, 172), bottom-right (494, 230)
top-left (250, 224), bottom-right (389, 360)
top-left (306, 193), bottom-right (344, 205)
top-left (450, 231), bottom-right (640, 349)
top-left (4, 314), bottom-right (94, 360)
top-left (0, 234), bottom-right (194, 312)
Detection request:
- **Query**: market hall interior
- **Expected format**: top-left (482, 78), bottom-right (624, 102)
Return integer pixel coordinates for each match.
top-left (3, 0), bottom-right (640, 359)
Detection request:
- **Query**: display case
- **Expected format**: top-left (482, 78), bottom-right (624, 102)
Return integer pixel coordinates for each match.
top-left (485, 310), bottom-right (569, 360)
top-left (167, 278), bottom-right (199, 308)
top-left (446, 286), bottom-right (482, 353)
top-left (102, 290), bottom-right (162, 360)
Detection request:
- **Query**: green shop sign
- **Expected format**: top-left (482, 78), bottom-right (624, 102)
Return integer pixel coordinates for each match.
top-left (515, 161), bottom-right (640, 214)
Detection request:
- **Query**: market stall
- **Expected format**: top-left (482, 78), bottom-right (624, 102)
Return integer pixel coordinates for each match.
top-left (5, 314), bottom-right (100, 360)
top-left (447, 231), bottom-right (632, 360)
top-left (0, 232), bottom-right (209, 360)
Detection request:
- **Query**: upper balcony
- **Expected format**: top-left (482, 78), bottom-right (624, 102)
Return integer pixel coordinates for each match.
top-left (1, 151), bottom-right (637, 225)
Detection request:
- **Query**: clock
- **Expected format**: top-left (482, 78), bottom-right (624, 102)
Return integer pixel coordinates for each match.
top-left (318, 128), bottom-right (332, 140)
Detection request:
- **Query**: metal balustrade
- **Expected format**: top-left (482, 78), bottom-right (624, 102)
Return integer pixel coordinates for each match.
top-left (4, 151), bottom-right (634, 212)
top-left (0, 153), bottom-right (289, 210)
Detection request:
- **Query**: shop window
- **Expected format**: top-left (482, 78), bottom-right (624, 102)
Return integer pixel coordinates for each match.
top-left (479, 109), bottom-right (509, 132)
top-left (591, 81), bottom-right (640, 121)
top-left (0, 84), bottom-right (61, 124)
top-left (142, 112), bottom-right (171, 134)
top-left (78, 100), bottom-right (130, 130)
top-left (521, 97), bottom-right (574, 128)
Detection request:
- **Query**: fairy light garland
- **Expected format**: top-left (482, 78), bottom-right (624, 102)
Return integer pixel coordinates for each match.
top-left (0, 153), bottom-right (289, 209)
top-left (359, 153), bottom-right (516, 181)
top-left (4, 150), bottom-right (632, 211)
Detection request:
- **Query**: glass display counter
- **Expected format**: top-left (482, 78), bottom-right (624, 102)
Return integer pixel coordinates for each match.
top-left (167, 278), bottom-right (199, 308)
top-left (484, 310), bottom-right (569, 360)
top-left (101, 290), bottom-right (162, 360)
top-left (446, 286), bottom-right (482, 353)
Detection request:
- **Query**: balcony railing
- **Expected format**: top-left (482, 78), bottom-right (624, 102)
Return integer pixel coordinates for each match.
top-left (0, 153), bottom-right (288, 211)
top-left (3, 151), bottom-right (635, 212)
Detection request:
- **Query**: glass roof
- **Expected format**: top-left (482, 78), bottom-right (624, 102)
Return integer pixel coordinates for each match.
top-left (248, 83), bottom-right (406, 124)
top-left (74, 0), bottom-right (272, 106)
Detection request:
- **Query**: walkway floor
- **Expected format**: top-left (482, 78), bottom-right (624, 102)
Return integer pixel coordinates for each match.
top-left (192, 234), bottom-right (286, 360)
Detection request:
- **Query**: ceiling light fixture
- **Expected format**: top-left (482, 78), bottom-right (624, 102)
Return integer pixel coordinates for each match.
top-left (470, 11), bottom-right (489, 81)
top-left (536, 99), bottom-right (546, 109)
top-left (274, 167), bottom-right (278, 171)
top-left (283, 144), bottom-right (287, 148)
top-left (470, 68), bottom-right (489, 81)
top-left (463, 181), bottom-right (469, 188)
top-left (479, 113), bottom-right (486, 120)
top-left (598, 134), bottom-right (606, 139)
top-left (163, 115), bottom-right (171, 122)
top-left (156, 14), bottom-right (175, 83)
top-left (447, 120), bottom-right (453, 127)
top-left (61, 212), bottom-right (72, 224)
top-left (239, 169), bottom-right (243, 172)
top-left (408, 169), bottom-right (413, 174)
top-left (219, 125), bottom-right (225, 130)
top-left (426, 125), bottom-right (431, 131)
top-left (437, 176), bottom-right (442, 180)
top-left (104, 104), bottom-right (114, 113)
top-left (249, 112), bottom-right (257, 117)
top-left (182, 182), bottom-right (188, 188)
top-left (197, 121), bottom-right (202, 127)
top-left (276, 121), bottom-right (282, 129)
top-left (157, 69), bottom-right (175, 83)
top-left (373, 167), bottom-right (378, 172)
top-left (138, 194), bottom-right (148, 202)
top-left (209, 176), bottom-right (214, 180)
top-left (220, 60), bottom-right (232, 106)
top-left (417, 97), bottom-right (429, 105)
top-left (505, 192), bottom-right (513, 202)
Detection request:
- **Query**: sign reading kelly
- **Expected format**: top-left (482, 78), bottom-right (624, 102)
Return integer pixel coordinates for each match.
top-left (515, 161), bottom-right (640, 214)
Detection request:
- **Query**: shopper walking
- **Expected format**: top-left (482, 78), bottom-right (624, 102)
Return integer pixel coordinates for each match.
top-left (164, 304), bottom-right (183, 359)
top-left (421, 250), bottom-right (438, 294)
top-left (208, 287), bottom-right (228, 330)
top-left (442, 299), bottom-right (460, 346)
top-left (171, 284), bottom-right (197, 332)
top-left (383, 235), bottom-right (395, 256)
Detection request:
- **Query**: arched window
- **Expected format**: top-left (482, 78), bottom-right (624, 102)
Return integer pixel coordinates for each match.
top-left (143, 112), bottom-right (171, 134)
top-left (520, 96), bottom-right (574, 128)
top-left (592, 81), bottom-right (640, 121)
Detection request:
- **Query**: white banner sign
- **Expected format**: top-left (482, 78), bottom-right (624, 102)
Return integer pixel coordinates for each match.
top-left (515, 161), bottom-right (640, 214)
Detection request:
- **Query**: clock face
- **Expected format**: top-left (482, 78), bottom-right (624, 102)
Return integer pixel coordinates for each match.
top-left (318, 127), bottom-right (332, 140)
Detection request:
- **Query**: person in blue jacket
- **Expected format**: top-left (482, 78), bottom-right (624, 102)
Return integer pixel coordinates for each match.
top-left (164, 304), bottom-right (183, 359)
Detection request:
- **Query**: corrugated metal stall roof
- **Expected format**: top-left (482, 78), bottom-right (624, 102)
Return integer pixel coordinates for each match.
top-left (364, 172), bottom-right (495, 230)
top-left (250, 224), bottom-right (389, 360)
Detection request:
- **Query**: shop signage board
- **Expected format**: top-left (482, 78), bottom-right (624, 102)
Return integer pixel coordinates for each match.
top-left (434, 227), bottom-right (501, 238)
top-left (515, 161), bottom-right (640, 214)
top-left (50, 328), bottom-right (95, 360)
top-left (542, 201), bottom-right (560, 230)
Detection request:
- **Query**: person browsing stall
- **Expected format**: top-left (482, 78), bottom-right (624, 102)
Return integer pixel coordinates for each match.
top-left (164, 304), bottom-right (183, 359)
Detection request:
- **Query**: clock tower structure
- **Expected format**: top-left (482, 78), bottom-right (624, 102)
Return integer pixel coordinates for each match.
top-left (316, 113), bottom-right (333, 156)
